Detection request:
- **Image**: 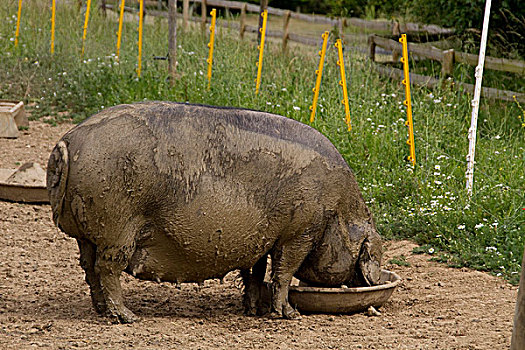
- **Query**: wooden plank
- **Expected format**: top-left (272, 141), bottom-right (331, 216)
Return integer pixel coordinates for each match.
top-left (186, 13), bottom-right (319, 47)
top-left (201, 0), bottom-right (207, 33)
top-left (168, 0), bottom-right (177, 79)
top-left (289, 12), bottom-right (337, 25)
top-left (109, 0), bottom-right (454, 35)
top-left (144, 0), bottom-right (160, 7)
top-left (183, 0), bottom-right (189, 29)
top-left (100, 0), bottom-right (107, 16)
top-left (229, 21), bottom-right (317, 46)
top-left (287, 32), bottom-right (318, 46)
top-left (401, 22), bottom-right (455, 35)
top-left (442, 49), bottom-right (454, 76)
top-left (456, 51), bottom-right (525, 74)
top-left (371, 34), bottom-right (525, 75)
top-left (347, 18), bottom-right (390, 31)
top-left (192, 0), bottom-right (258, 12)
top-left (239, 3), bottom-right (246, 39)
top-left (373, 64), bottom-right (440, 88)
top-left (370, 35), bottom-right (445, 62)
top-left (282, 10), bottom-right (291, 52)
top-left (367, 35), bottom-right (376, 61)
top-left (373, 64), bottom-right (525, 103)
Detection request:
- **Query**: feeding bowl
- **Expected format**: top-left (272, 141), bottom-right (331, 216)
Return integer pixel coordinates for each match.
top-left (288, 269), bottom-right (401, 314)
top-left (0, 163), bottom-right (49, 203)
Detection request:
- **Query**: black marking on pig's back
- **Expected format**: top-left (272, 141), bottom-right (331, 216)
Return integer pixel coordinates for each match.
top-left (131, 102), bottom-right (350, 170)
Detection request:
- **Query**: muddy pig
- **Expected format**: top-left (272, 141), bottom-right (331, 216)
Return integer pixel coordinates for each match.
top-left (47, 102), bottom-right (382, 323)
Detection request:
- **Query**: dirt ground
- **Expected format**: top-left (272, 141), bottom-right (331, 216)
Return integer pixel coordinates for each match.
top-left (0, 120), bottom-right (519, 349)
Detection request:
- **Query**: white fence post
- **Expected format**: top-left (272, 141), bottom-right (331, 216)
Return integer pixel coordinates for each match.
top-left (465, 0), bottom-right (492, 196)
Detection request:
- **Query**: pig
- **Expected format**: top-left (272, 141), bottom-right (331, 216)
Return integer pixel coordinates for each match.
top-left (47, 102), bottom-right (382, 323)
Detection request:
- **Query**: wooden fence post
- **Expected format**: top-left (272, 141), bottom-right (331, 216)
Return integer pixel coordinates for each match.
top-left (368, 35), bottom-right (376, 62)
top-left (240, 3), bottom-right (247, 39)
top-left (168, 0), bottom-right (177, 80)
top-left (225, 6), bottom-right (230, 29)
top-left (442, 49), bottom-right (455, 76)
top-left (258, 0), bottom-right (268, 42)
top-left (201, 0), bottom-right (207, 34)
top-left (391, 20), bottom-right (401, 63)
top-left (282, 10), bottom-right (291, 52)
top-left (100, 0), bottom-right (107, 17)
top-left (183, 0), bottom-right (189, 30)
top-left (393, 45), bottom-right (401, 63)
top-left (392, 20), bottom-right (400, 36)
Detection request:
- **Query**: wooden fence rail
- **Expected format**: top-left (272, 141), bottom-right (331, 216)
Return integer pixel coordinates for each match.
top-left (104, 2), bottom-right (522, 103)
top-left (368, 34), bottom-right (525, 75)
top-left (373, 65), bottom-right (525, 103)
top-left (188, 0), bottom-right (455, 34)
top-left (105, 3), bottom-right (324, 48)
top-left (455, 51), bottom-right (525, 75)
top-left (114, 0), bottom-right (453, 35)
top-left (368, 35), bottom-right (525, 103)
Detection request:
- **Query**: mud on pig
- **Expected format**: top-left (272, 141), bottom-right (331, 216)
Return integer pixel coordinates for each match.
top-left (47, 102), bottom-right (382, 323)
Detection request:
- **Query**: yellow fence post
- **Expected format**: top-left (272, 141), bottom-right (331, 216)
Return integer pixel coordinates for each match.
top-left (116, 0), bottom-right (125, 60)
top-left (137, 0), bottom-right (144, 77)
top-left (50, 0), bottom-right (56, 54)
top-left (255, 9), bottom-right (268, 95)
top-left (309, 31), bottom-right (329, 123)
top-left (81, 0), bottom-right (92, 56)
top-left (399, 34), bottom-right (416, 165)
top-left (206, 9), bottom-right (217, 89)
top-left (14, 0), bottom-right (23, 47)
top-left (335, 39), bottom-right (351, 131)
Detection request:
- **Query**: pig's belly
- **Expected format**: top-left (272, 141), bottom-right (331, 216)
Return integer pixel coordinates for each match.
top-left (127, 190), bottom-right (279, 283)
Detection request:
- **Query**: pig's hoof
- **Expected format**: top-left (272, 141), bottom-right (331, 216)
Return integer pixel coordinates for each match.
top-left (268, 311), bottom-right (283, 319)
top-left (91, 299), bottom-right (108, 315)
top-left (283, 308), bottom-right (302, 320)
top-left (256, 303), bottom-right (271, 316)
top-left (244, 306), bottom-right (257, 316)
top-left (106, 306), bottom-right (140, 324)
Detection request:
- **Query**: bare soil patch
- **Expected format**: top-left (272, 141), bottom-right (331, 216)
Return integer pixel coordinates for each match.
top-left (0, 120), bottom-right (518, 349)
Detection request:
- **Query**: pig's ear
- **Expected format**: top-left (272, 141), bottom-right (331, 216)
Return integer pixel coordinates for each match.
top-left (358, 238), bottom-right (382, 286)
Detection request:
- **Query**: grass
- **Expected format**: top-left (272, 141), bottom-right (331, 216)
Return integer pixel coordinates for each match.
top-left (389, 255), bottom-right (411, 267)
top-left (1, 1), bottom-right (523, 284)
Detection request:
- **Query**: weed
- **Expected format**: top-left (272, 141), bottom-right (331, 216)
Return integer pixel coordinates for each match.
top-left (389, 255), bottom-right (411, 267)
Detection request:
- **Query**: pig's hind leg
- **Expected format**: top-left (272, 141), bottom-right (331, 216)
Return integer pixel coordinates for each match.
top-left (241, 255), bottom-right (270, 316)
top-left (77, 239), bottom-right (107, 314)
top-left (93, 241), bottom-right (140, 324)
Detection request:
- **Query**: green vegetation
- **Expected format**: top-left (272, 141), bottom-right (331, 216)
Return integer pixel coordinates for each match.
top-left (389, 255), bottom-right (411, 267)
top-left (0, 2), bottom-right (523, 283)
top-left (247, 0), bottom-right (524, 59)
